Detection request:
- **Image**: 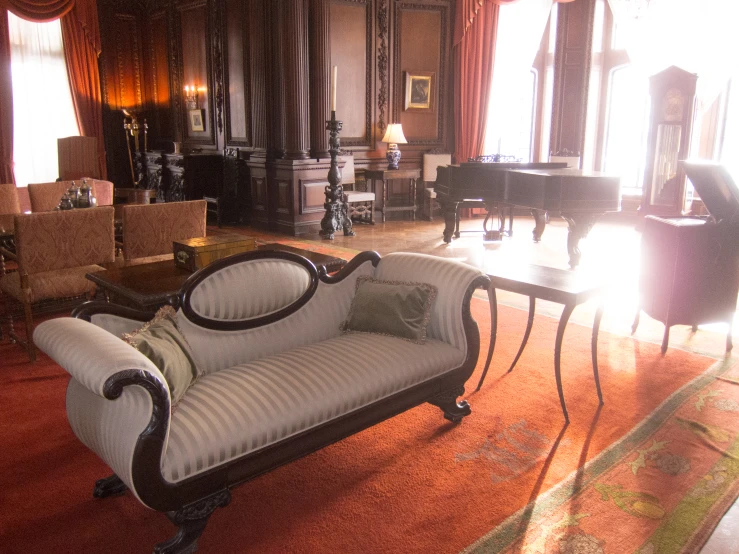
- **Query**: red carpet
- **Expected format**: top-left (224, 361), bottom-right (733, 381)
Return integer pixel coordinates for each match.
top-left (0, 298), bottom-right (736, 554)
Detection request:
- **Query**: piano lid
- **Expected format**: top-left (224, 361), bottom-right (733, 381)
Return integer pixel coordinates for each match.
top-left (682, 161), bottom-right (739, 224)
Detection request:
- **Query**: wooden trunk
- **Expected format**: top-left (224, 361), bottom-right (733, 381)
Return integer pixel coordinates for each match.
top-left (173, 234), bottom-right (257, 272)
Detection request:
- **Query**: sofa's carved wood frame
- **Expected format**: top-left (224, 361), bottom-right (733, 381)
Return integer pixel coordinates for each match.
top-left (72, 250), bottom-right (490, 554)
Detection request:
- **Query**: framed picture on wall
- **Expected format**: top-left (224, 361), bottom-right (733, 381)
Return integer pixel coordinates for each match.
top-left (189, 109), bottom-right (205, 132)
top-left (404, 71), bottom-right (434, 112)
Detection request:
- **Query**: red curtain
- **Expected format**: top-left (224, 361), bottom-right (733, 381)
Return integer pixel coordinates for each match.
top-left (0, 8), bottom-right (13, 184)
top-left (0, 0), bottom-right (74, 22)
top-left (60, 0), bottom-right (105, 178)
top-left (454, 0), bottom-right (501, 163)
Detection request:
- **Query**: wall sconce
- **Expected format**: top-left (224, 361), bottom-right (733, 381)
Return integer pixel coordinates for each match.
top-left (183, 85), bottom-right (206, 110)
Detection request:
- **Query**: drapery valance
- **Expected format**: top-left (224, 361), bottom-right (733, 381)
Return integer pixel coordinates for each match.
top-left (0, 0), bottom-right (74, 23)
top-left (454, 0), bottom-right (519, 46)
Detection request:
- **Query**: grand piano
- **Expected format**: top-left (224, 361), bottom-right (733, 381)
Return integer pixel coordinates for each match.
top-left (435, 162), bottom-right (621, 267)
top-left (633, 161), bottom-right (739, 353)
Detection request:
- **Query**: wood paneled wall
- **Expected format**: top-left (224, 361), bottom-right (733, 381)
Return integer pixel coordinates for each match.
top-left (96, 0), bottom-right (456, 233)
top-left (98, 0), bottom-right (455, 172)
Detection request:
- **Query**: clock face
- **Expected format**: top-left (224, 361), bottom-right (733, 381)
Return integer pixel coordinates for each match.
top-left (662, 88), bottom-right (685, 122)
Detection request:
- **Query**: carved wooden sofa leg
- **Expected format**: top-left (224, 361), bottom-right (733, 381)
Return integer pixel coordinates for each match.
top-left (429, 387), bottom-right (471, 423)
top-left (93, 474), bottom-right (128, 498)
top-left (154, 490), bottom-right (231, 554)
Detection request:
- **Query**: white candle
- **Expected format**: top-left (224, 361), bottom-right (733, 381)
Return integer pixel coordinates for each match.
top-left (331, 66), bottom-right (337, 112)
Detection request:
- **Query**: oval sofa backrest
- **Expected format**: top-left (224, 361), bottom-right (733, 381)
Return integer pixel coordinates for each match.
top-left (180, 251), bottom-right (318, 330)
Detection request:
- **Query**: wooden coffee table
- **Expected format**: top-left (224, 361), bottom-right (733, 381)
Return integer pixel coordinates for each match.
top-left (87, 243), bottom-right (347, 311)
top-left (471, 262), bottom-right (609, 422)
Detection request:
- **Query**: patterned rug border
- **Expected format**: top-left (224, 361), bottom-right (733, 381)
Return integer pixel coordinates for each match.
top-left (460, 356), bottom-right (738, 554)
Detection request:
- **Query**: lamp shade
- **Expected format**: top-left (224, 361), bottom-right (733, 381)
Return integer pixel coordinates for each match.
top-left (381, 123), bottom-right (408, 144)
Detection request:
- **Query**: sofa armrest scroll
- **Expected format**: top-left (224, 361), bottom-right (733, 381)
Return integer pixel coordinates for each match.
top-left (33, 317), bottom-right (169, 399)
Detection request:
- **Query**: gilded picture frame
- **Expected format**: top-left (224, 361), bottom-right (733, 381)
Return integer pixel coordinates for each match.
top-left (189, 109), bottom-right (205, 132)
top-left (404, 71), bottom-right (434, 112)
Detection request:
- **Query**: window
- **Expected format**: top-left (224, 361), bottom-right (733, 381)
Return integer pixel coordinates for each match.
top-left (483, 0), bottom-right (556, 162)
top-left (8, 11), bottom-right (79, 188)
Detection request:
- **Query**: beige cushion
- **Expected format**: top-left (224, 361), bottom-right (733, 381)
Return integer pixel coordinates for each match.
top-left (424, 188), bottom-right (437, 198)
top-left (341, 276), bottom-right (438, 344)
top-left (124, 306), bottom-right (199, 406)
top-left (345, 191), bottom-right (374, 202)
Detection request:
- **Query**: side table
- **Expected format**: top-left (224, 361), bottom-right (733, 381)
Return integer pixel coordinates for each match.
top-left (365, 168), bottom-right (421, 223)
top-left (473, 263), bottom-right (610, 422)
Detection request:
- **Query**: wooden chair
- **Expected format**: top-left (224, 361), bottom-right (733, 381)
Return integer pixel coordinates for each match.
top-left (421, 152), bottom-right (451, 221)
top-left (27, 179), bottom-right (113, 212)
top-left (0, 207), bottom-right (115, 361)
top-left (342, 154), bottom-right (375, 224)
top-left (120, 199), bottom-right (207, 263)
top-left (0, 182), bottom-right (21, 233)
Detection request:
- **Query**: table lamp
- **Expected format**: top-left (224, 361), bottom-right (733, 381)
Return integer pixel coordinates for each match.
top-left (382, 123), bottom-right (407, 170)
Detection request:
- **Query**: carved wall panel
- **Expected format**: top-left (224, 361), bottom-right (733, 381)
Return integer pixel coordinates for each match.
top-left (98, 3), bottom-right (146, 188)
top-left (329, 0), bottom-right (373, 147)
top-left (224, 0), bottom-right (250, 146)
top-left (177, 0), bottom-right (215, 146)
top-left (394, 2), bottom-right (450, 148)
top-left (144, 10), bottom-right (173, 147)
top-left (276, 180), bottom-right (291, 214)
top-left (301, 179), bottom-right (329, 214)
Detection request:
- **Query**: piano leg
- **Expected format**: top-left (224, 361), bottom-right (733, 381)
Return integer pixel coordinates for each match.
top-left (442, 202), bottom-right (458, 243)
top-left (561, 213), bottom-right (598, 268)
top-left (531, 209), bottom-right (547, 242)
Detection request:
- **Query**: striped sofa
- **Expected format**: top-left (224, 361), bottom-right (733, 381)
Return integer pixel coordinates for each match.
top-left (33, 249), bottom-right (490, 554)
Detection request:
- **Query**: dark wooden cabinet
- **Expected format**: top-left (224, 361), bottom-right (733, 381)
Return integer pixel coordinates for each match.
top-left (635, 162), bottom-right (739, 353)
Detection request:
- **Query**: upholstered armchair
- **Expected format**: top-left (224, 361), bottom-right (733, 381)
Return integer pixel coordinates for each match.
top-left (120, 199), bottom-right (207, 263)
top-left (0, 182), bottom-right (21, 233)
top-left (0, 206), bottom-right (115, 361)
top-left (28, 180), bottom-right (113, 212)
top-left (27, 181), bottom-right (70, 212)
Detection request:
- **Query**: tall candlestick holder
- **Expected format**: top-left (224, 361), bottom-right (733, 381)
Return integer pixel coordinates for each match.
top-left (320, 111), bottom-right (355, 239)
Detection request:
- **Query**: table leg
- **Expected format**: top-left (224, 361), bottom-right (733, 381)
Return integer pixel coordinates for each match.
top-left (509, 296), bottom-right (536, 373)
top-left (476, 285), bottom-right (497, 391)
top-left (411, 178), bottom-right (416, 221)
top-left (382, 178), bottom-right (387, 223)
top-left (592, 301), bottom-right (604, 405)
top-left (555, 303), bottom-right (576, 423)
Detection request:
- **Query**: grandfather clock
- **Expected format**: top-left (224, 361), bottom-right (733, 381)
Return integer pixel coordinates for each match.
top-left (639, 66), bottom-right (698, 218)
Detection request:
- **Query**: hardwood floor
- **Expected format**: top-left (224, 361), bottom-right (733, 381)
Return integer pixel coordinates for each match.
top-left (219, 212), bottom-right (738, 552)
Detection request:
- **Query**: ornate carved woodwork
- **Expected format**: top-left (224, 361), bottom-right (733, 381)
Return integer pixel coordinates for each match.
top-left (377, 0), bottom-right (389, 134)
top-left (144, 151), bottom-right (164, 194)
top-left (163, 153), bottom-right (185, 202)
top-left (210, 0), bottom-right (225, 136)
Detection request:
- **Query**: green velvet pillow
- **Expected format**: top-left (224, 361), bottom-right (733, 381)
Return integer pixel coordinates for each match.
top-left (124, 306), bottom-right (199, 406)
top-left (341, 276), bottom-right (438, 344)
